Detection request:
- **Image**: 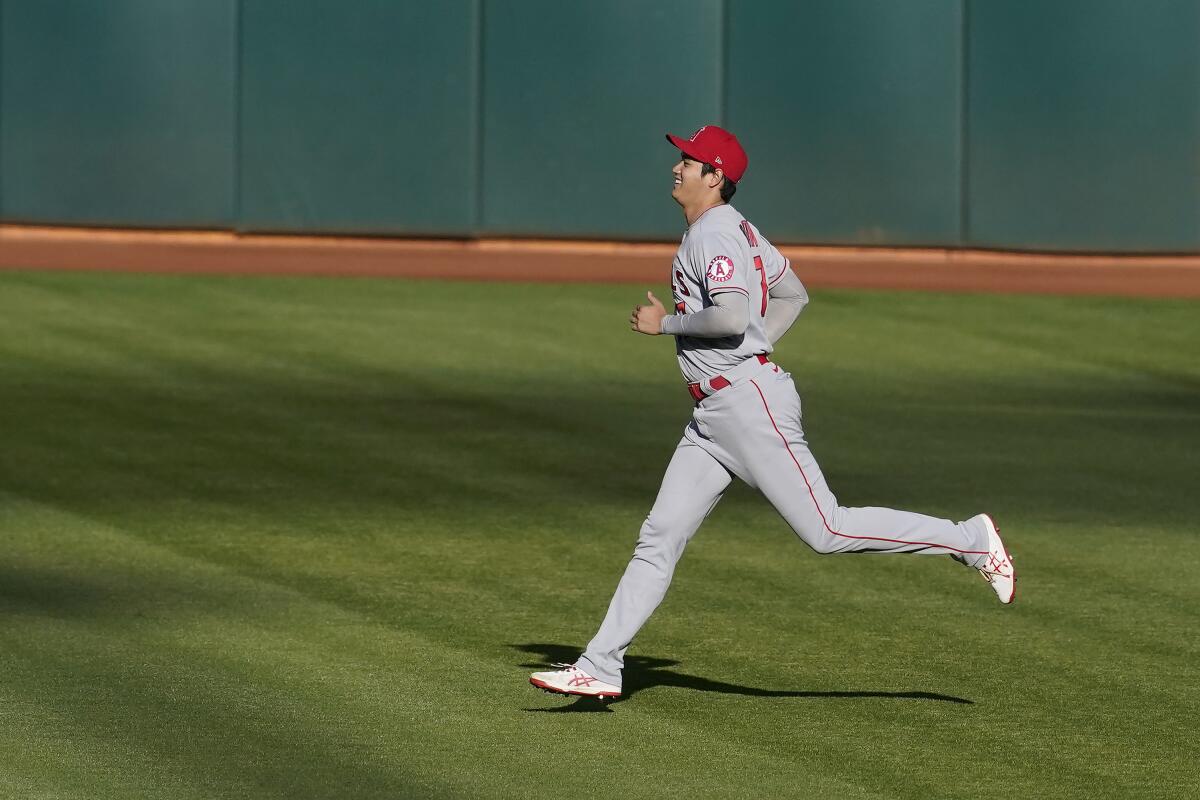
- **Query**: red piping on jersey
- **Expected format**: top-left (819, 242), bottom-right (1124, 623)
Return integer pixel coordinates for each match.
top-left (768, 259), bottom-right (791, 288)
top-left (748, 379), bottom-right (987, 556)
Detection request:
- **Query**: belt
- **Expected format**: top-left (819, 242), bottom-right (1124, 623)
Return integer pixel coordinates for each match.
top-left (687, 354), bottom-right (770, 402)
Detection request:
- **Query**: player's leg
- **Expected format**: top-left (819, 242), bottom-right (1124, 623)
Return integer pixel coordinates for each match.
top-left (572, 438), bottom-right (732, 689)
top-left (727, 370), bottom-right (991, 562)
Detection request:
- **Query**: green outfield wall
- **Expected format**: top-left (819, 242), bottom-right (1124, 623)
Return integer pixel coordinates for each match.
top-left (967, 0), bottom-right (1199, 252)
top-left (0, 0), bottom-right (236, 228)
top-left (238, 1), bottom-right (478, 236)
top-left (1, 0), bottom-right (1196, 251)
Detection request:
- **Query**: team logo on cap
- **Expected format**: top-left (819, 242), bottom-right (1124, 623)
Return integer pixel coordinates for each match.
top-left (706, 255), bottom-right (735, 283)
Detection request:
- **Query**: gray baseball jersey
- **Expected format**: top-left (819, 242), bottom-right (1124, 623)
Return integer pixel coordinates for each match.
top-left (574, 203), bottom-right (994, 690)
top-left (669, 204), bottom-right (790, 383)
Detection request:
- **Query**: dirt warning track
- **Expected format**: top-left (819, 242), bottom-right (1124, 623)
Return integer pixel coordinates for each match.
top-left (2, 225), bottom-right (1198, 297)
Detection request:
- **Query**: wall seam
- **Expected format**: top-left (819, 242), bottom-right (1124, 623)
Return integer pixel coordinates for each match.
top-left (232, 0), bottom-right (242, 232)
top-left (719, 0), bottom-right (729, 125)
top-left (0, 1), bottom-right (6, 219)
top-left (473, 0), bottom-right (485, 237)
top-left (959, 0), bottom-right (970, 247)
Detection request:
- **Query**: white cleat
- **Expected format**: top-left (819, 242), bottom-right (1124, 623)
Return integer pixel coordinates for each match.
top-left (529, 663), bottom-right (622, 699)
top-left (975, 513), bottom-right (1016, 604)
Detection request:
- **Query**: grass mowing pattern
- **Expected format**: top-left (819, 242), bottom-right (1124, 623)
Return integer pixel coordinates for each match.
top-left (0, 271), bottom-right (1196, 799)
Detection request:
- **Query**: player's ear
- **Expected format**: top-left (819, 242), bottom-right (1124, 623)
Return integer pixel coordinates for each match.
top-left (708, 168), bottom-right (725, 189)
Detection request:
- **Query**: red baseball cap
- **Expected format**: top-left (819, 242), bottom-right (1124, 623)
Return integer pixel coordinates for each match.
top-left (665, 125), bottom-right (748, 183)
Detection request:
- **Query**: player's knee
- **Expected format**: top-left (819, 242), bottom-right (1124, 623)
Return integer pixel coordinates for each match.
top-left (633, 513), bottom-right (692, 569)
top-left (791, 505), bottom-right (852, 554)
top-left (789, 520), bottom-right (847, 555)
top-left (640, 505), bottom-right (698, 540)
top-left (806, 535), bottom-right (842, 555)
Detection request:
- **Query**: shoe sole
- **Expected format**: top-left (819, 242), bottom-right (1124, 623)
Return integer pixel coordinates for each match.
top-left (529, 677), bottom-right (621, 699)
top-left (981, 513), bottom-right (1016, 604)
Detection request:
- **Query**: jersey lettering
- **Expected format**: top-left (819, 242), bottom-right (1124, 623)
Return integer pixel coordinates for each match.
top-left (739, 219), bottom-right (758, 247)
top-left (674, 270), bottom-right (691, 296)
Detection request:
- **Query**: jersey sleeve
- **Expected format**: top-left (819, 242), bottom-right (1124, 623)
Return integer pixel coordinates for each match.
top-left (697, 231), bottom-right (752, 300)
top-left (760, 234), bottom-right (791, 289)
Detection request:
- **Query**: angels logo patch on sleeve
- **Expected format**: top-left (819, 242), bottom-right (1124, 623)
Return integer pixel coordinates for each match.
top-left (706, 255), bottom-right (735, 283)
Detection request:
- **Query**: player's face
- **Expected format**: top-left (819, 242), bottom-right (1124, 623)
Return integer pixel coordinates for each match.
top-left (671, 153), bottom-right (708, 206)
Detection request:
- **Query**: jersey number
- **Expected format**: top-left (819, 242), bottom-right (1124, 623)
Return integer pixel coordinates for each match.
top-left (753, 256), bottom-right (767, 316)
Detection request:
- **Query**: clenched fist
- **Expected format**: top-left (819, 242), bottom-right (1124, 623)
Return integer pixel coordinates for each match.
top-left (630, 291), bottom-right (667, 335)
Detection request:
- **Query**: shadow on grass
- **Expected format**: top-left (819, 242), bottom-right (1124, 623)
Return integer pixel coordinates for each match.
top-left (2, 351), bottom-right (1197, 527)
top-left (514, 643), bottom-right (973, 713)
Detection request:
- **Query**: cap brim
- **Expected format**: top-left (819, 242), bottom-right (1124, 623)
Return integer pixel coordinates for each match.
top-left (665, 133), bottom-right (701, 160)
top-left (664, 133), bottom-right (736, 181)
top-left (667, 133), bottom-right (739, 183)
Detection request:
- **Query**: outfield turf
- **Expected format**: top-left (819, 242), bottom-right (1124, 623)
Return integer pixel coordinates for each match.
top-left (0, 270), bottom-right (1196, 799)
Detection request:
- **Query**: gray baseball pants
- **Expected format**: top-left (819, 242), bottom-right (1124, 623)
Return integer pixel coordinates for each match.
top-left (575, 359), bottom-right (990, 688)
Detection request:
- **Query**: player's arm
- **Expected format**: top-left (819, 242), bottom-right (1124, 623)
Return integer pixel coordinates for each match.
top-left (763, 268), bottom-right (808, 344)
top-left (660, 291), bottom-right (748, 337)
top-left (630, 291), bottom-right (749, 337)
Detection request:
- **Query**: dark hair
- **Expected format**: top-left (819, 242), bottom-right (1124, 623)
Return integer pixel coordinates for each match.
top-left (701, 162), bottom-right (737, 202)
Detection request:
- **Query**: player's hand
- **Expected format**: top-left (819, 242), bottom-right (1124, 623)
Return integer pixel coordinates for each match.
top-left (630, 291), bottom-right (667, 335)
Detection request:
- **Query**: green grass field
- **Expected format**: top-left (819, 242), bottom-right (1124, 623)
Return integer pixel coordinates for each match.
top-left (0, 270), bottom-right (1196, 799)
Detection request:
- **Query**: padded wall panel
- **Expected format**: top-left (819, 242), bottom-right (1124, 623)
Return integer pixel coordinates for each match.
top-left (727, 0), bottom-right (964, 245)
top-left (1, 0), bottom-right (236, 227)
top-left (967, 0), bottom-right (1200, 251)
top-left (480, 0), bottom-right (722, 239)
top-left (239, 0), bottom-right (478, 235)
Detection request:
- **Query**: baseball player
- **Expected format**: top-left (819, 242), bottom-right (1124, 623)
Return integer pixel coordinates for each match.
top-left (530, 125), bottom-right (1015, 700)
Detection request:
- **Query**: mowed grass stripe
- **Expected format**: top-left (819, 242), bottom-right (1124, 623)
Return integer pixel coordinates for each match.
top-left (0, 498), bottom-right (882, 800)
top-left (0, 270), bottom-right (1197, 799)
top-left (0, 493), bottom-right (494, 798)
